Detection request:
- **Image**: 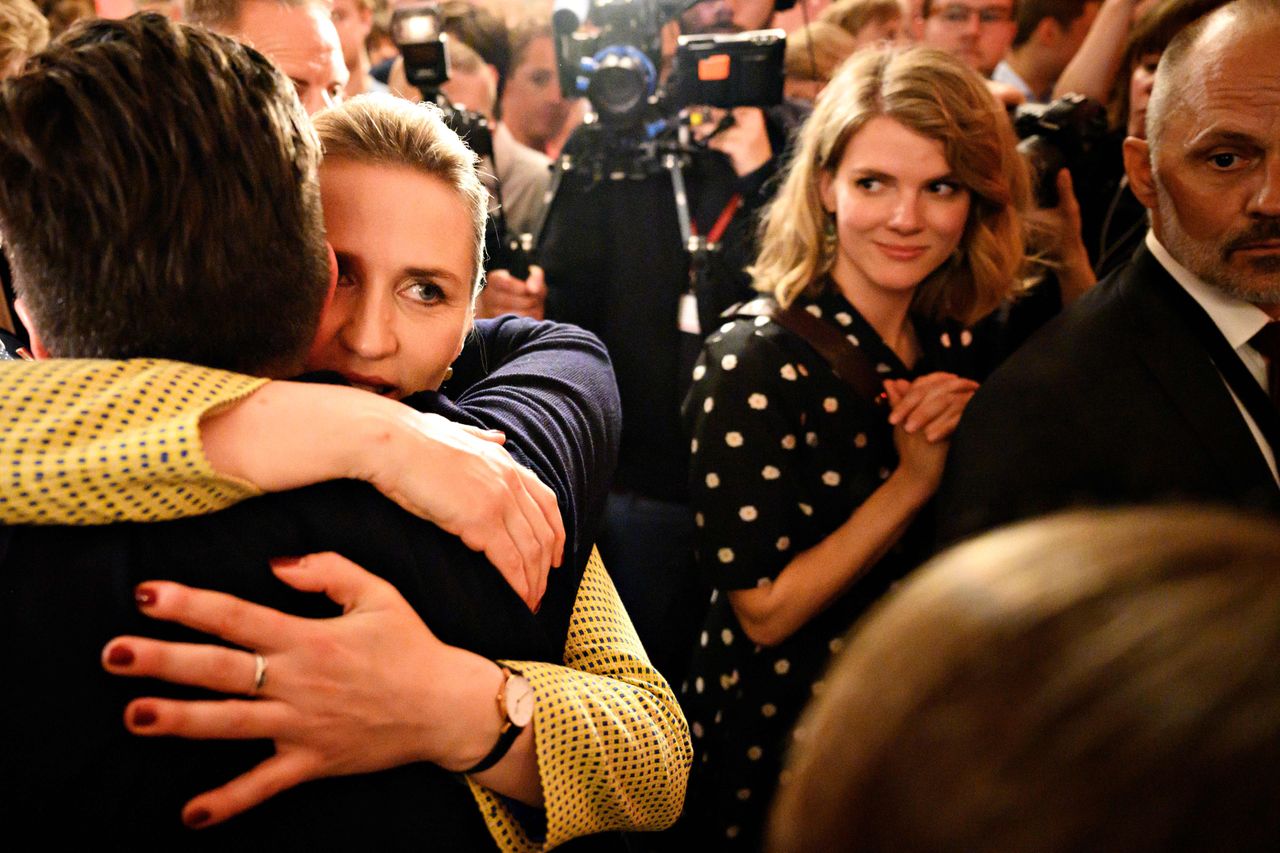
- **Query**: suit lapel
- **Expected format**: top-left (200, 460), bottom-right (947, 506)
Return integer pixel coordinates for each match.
top-left (1116, 247), bottom-right (1280, 507)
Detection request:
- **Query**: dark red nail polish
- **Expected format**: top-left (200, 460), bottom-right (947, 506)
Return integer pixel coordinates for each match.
top-left (106, 645), bottom-right (134, 667)
top-left (135, 586), bottom-right (157, 607)
top-left (270, 555), bottom-right (302, 569)
top-left (131, 706), bottom-right (157, 727)
top-left (184, 808), bottom-right (212, 829)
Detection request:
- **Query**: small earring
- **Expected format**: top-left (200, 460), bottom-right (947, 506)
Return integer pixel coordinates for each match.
top-left (442, 365), bottom-right (454, 383)
top-left (822, 214), bottom-right (838, 256)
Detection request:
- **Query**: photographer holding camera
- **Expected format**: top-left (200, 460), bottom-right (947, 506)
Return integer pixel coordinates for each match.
top-left (384, 3), bottom-right (569, 321)
top-left (538, 0), bottom-right (805, 687)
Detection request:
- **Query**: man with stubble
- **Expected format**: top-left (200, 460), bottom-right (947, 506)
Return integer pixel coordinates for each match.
top-left (938, 0), bottom-right (1280, 543)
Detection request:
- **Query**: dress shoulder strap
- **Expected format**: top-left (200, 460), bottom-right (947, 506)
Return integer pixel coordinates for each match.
top-left (730, 297), bottom-right (885, 404)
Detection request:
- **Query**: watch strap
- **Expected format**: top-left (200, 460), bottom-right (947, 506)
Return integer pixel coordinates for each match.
top-left (463, 665), bottom-right (527, 775)
top-left (463, 719), bottom-right (522, 775)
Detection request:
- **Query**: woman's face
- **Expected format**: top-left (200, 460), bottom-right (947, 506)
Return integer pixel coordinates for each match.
top-left (819, 115), bottom-right (971, 306)
top-left (1127, 52), bottom-right (1161, 139)
top-left (308, 158), bottom-right (476, 399)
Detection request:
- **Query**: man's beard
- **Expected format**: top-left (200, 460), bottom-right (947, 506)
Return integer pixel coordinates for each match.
top-left (1155, 185), bottom-right (1280, 306)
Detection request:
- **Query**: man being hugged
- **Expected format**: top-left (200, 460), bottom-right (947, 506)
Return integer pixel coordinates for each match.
top-left (0, 12), bottom-right (687, 849)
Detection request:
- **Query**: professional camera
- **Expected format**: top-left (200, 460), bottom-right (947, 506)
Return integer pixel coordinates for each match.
top-left (552, 0), bottom-right (783, 129)
top-left (390, 3), bottom-right (493, 161)
top-left (539, 0), bottom-right (787, 272)
top-left (1012, 94), bottom-right (1108, 208)
top-left (552, 0), bottom-right (671, 126)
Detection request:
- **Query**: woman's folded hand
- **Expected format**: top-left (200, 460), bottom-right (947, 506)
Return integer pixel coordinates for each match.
top-left (885, 372), bottom-right (979, 442)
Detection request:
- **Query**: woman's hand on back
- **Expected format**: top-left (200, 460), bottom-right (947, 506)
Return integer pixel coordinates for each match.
top-left (359, 408), bottom-right (563, 610)
top-left (202, 382), bottom-right (563, 610)
top-left (100, 552), bottom-right (537, 829)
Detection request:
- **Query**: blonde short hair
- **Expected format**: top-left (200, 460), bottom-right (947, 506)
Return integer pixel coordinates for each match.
top-left (2, 0), bottom-right (49, 74)
top-left (751, 46), bottom-right (1028, 325)
top-left (312, 93), bottom-right (490, 296)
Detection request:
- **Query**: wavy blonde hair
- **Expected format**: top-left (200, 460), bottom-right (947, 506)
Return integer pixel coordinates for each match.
top-left (752, 46), bottom-right (1028, 325)
top-left (312, 93), bottom-right (490, 297)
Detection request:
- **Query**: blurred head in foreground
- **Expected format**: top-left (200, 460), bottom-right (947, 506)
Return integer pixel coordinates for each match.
top-left (770, 506), bottom-right (1280, 852)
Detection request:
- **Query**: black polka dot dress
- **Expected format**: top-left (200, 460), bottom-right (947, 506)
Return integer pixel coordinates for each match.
top-left (678, 286), bottom-right (980, 848)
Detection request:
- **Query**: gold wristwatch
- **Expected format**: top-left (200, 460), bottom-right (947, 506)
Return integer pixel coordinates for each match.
top-left (464, 665), bottom-right (534, 774)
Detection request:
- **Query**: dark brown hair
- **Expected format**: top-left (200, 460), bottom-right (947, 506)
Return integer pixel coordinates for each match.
top-left (1106, 0), bottom-right (1229, 131)
top-left (1012, 0), bottom-right (1094, 48)
top-left (439, 0), bottom-right (510, 85)
top-left (0, 12), bottom-right (327, 374)
top-left (507, 16), bottom-right (551, 72)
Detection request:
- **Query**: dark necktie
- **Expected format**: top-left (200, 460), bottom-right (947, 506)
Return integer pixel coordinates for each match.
top-left (1249, 321), bottom-right (1280, 410)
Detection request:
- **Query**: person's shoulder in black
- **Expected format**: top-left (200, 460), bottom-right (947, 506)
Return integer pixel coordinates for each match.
top-left (936, 262), bottom-right (1146, 544)
top-left (936, 247), bottom-right (1280, 547)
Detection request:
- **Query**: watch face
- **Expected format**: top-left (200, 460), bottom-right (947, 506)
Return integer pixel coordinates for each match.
top-left (504, 673), bottom-right (535, 728)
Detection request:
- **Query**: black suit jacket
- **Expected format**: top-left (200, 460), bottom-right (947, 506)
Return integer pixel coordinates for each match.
top-left (937, 246), bottom-right (1280, 546)
top-left (0, 317), bottom-right (622, 849)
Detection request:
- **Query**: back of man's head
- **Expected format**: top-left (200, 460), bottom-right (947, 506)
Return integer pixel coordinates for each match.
top-left (0, 12), bottom-right (328, 374)
top-left (821, 0), bottom-right (903, 37)
top-left (771, 506), bottom-right (1280, 852)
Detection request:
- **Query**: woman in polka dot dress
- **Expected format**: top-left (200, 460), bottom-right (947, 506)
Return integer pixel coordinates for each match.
top-left (678, 46), bottom-right (1029, 848)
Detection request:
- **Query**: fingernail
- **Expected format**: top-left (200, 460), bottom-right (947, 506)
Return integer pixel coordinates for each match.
top-left (184, 808), bottom-right (212, 828)
top-left (135, 586), bottom-right (157, 607)
top-left (131, 706), bottom-right (157, 727)
top-left (270, 556), bottom-right (303, 570)
top-left (106, 645), bottom-right (134, 667)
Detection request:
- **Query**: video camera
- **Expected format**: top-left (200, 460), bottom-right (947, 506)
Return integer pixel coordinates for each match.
top-left (551, 0), bottom-right (784, 134)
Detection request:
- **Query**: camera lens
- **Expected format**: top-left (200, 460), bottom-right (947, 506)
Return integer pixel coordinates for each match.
top-left (585, 45), bottom-right (656, 123)
top-left (592, 60), bottom-right (647, 117)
